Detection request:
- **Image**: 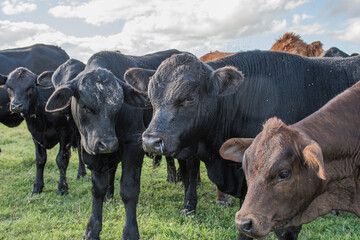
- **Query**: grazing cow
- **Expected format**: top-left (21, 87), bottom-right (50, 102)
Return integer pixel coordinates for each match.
top-left (45, 49), bottom-right (181, 240)
top-left (123, 51), bottom-right (360, 240)
top-left (270, 32), bottom-right (324, 57)
top-left (4, 67), bottom-right (85, 195)
top-left (322, 47), bottom-right (359, 58)
top-left (199, 51), bottom-right (235, 62)
top-left (220, 81), bottom-right (360, 239)
top-left (0, 44), bottom-right (70, 128)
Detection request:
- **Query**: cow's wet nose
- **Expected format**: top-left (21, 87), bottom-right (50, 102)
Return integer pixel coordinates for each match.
top-left (95, 138), bottom-right (118, 154)
top-left (10, 103), bottom-right (25, 113)
top-left (142, 135), bottom-right (164, 154)
top-left (238, 219), bottom-right (253, 234)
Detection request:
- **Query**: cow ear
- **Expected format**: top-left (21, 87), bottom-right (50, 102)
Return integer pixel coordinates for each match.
top-left (37, 71), bottom-right (54, 88)
top-left (302, 140), bottom-right (326, 180)
top-left (211, 66), bottom-right (245, 96)
top-left (45, 83), bottom-right (75, 112)
top-left (0, 74), bottom-right (7, 85)
top-left (219, 138), bottom-right (253, 163)
top-left (124, 67), bottom-right (155, 94)
top-left (119, 80), bottom-right (152, 108)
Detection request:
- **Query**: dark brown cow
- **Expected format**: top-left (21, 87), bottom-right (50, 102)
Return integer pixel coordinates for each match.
top-left (270, 32), bottom-right (324, 57)
top-left (220, 81), bottom-right (360, 239)
top-left (199, 51), bottom-right (235, 62)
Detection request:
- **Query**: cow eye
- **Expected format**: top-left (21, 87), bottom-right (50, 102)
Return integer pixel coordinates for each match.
top-left (181, 96), bottom-right (196, 106)
top-left (278, 169), bottom-right (292, 182)
top-left (80, 103), bottom-right (92, 113)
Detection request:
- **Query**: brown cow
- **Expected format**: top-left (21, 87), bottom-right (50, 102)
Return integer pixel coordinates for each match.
top-left (220, 81), bottom-right (360, 239)
top-left (199, 51), bottom-right (235, 62)
top-left (270, 32), bottom-right (324, 57)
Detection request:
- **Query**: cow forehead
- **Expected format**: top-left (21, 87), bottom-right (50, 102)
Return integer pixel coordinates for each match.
top-left (245, 127), bottom-right (295, 177)
top-left (7, 67), bottom-right (36, 88)
top-left (76, 69), bottom-right (124, 109)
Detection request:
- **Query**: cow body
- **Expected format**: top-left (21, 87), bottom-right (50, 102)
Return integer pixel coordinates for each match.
top-left (5, 67), bottom-right (84, 194)
top-left (0, 44), bottom-right (70, 128)
top-left (124, 50), bottom-right (360, 239)
top-left (220, 81), bottom-right (360, 238)
top-left (199, 51), bottom-right (236, 62)
top-left (45, 49), bottom-right (181, 239)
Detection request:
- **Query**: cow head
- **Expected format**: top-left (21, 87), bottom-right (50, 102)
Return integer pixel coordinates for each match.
top-left (5, 67), bottom-right (53, 114)
top-left (219, 117), bottom-right (326, 238)
top-left (125, 53), bottom-right (244, 157)
top-left (46, 67), bottom-right (147, 155)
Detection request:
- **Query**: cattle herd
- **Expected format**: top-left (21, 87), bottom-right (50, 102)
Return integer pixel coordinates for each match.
top-left (0, 32), bottom-right (359, 240)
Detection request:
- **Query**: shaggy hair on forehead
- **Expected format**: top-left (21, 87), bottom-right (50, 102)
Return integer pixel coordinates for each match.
top-left (153, 52), bottom-right (211, 83)
top-left (262, 117), bottom-right (286, 134)
top-left (82, 67), bottom-right (115, 84)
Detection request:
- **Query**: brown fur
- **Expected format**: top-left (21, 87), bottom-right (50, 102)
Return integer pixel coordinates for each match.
top-left (199, 51), bottom-right (235, 62)
top-left (270, 32), bottom-right (324, 57)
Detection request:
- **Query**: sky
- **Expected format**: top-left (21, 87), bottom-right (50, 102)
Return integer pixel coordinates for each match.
top-left (0, 0), bottom-right (360, 63)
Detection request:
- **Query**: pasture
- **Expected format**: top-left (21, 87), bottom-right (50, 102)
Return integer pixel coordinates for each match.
top-left (0, 123), bottom-right (359, 240)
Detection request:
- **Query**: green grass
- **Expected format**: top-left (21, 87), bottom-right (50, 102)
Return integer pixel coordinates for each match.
top-left (0, 123), bottom-right (359, 240)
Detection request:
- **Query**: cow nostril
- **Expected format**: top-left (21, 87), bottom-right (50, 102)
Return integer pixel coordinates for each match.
top-left (97, 141), bottom-right (106, 151)
top-left (240, 219), bottom-right (253, 233)
top-left (153, 138), bottom-right (164, 153)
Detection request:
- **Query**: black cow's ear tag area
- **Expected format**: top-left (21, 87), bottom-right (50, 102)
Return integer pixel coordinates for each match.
top-left (46, 85), bottom-right (74, 112)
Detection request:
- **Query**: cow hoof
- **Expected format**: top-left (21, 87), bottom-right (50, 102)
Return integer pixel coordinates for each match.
top-left (216, 198), bottom-right (232, 207)
top-left (57, 183), bottom-right (69, 195)
top-left (77, 172), bottom-right (87, 179)
top-left (180, 209), bottom-right (196, 216)
top-left (83, 231), bottom-right (100, 240)
top-left (32, 184), bottom-right (44, 194)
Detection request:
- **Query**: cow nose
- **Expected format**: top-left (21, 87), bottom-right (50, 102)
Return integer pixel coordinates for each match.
top-left (10, 103), bottom-right (25, 113)
top-left (238, 219), bottom-right (253, 234)
top-left (142, 136), bottom-right (164, 154)
top-left (95, 138), bottom-right (119, 154)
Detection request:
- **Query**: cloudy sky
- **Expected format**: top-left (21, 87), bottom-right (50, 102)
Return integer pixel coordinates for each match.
top-left (0, 0), bottom-right (359, 62)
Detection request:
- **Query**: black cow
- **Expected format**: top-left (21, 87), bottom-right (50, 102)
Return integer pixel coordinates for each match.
top-left (0, 44), bottom-right (70, 128)
top-left (0, 44), bottom-right (69, 75)
top-left (45, 49), bottom-right (181, 240)
top-left (4, 67), bottom-right (85, 195)
top-left (123, 51), bottom-right (360, 240)
top-left (323, 47), bottom-right (359, 58)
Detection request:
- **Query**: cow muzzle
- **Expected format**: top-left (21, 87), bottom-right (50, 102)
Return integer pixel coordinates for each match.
top-left (235, 212), bottom-right (271, 239)
top-left (94, 137), bottom-right (119, 154)
top-left (142, 134), bottom-right (164, 155)
top-left (10, 102), bottom-right (25, 113)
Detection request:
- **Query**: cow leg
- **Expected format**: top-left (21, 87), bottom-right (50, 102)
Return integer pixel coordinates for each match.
top-left (165, 156), bottom-right (177, 183)
top-left (32, 140), bottom-right (47, 194)
top-left (274, 225), bottom-right (302, 240)
top-left (105, 165), bottom-right (117, 201)
top-left (216, 188), bottom-right (232, 206)
top-left (56, 139), bottom-right (70, 195)
top-left (120, 144), bottom-right (143, 240)
top-left (179, 156), bottom-right (200, 215)
top-left (84, 169), bottom-right (107, 240)
top-left (196, 169), bottom-right (201, 185)
top-left (76, 142), bottom-right (87, 179)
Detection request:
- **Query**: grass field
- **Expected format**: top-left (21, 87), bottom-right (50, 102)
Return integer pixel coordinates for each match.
top-left (0, 123), bottom-right (359, 240)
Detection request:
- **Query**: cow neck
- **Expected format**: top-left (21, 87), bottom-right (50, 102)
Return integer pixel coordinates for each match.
top-left (25, 87), bottom-right (40, 118)
top-left (288, 86), bottom-right (360, 226)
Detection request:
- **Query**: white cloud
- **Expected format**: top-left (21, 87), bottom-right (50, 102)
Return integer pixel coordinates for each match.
top-left (332, 17), bottom-right (360, 42)
top-left (288, 23), bottom-right (325, 35)
top-left (292, 13), bottom-right (313, 24)
top-left (1, 0), bottom-right (36, 15)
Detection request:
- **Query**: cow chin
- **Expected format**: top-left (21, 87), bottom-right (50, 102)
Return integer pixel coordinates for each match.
top-left (235, 212), bottom-right (273, 239)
